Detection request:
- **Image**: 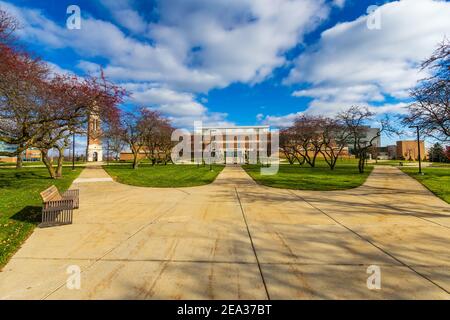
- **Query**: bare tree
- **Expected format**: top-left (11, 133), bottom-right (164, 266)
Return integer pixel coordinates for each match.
top-left (0, 8), bottom-right (18, 45)
top-left (121, 110), bottom-right (146, 169)
top-left (339, 106), bottom-right (396, 173)
top-left (319, 118), bottom-right (351, 170)
top-left (403, 39), bottom-right (449, 142)
top-left (279, 127), bottom-right (305, 165)
top-left (291, 115), bottom-right (325, 168)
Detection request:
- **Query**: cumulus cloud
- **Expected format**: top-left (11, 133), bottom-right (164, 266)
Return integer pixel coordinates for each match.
top-left (124, 84), bottom-right (207, 116)
top-left (257, 111), bottom-right (304, 128)
top-left (122, 83), bottom-right (232, 127)
top-left (332, 0), bottom-right (347, 9)
top-left (0, 0), bottom-right (331, 127)
top-left (1, 0), bottom-right (329, 92)
top-left (99, 0), bottom-right (147, 33)
top-left (285, 0), bottom-right (450, 114)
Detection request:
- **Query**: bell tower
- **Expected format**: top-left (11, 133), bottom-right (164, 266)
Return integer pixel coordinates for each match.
top-left (86, 112), bottom-right (103, 162)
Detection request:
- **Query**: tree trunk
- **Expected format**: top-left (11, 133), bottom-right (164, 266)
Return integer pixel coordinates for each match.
top-left (358, 153), bottom-right (365, 173)
top-left (132, 153), bottom-right (139, 169)
top-left (328, 155), bottom-right (337, 170)
top-left (310, 150), bottom-right (319, 168)
top-left (41, 149), bottom-right (57, 179)
top-left (15, 153), bottom-right (23, 169)
top-left (56, 147), bottom-right (65, 178)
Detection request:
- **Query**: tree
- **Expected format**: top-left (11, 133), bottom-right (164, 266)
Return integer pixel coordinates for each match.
top-left (121, 110), bottom-right (146, 169)
top-left (403, 39), bottom-right (450, 142)
top-left (290, 115), bottom-right (325, 168)
top-left (339, 106), bottom-right (395, 173)
top-left (319, 118), bottom-right (351, 170)
top-left (428, 143), bottom-right (446, 163)
top-left (139, 109), bottom-right (174, 165)
top-left (279, 127), bottom-right (302, 165)
top-left (155, 122), bottom-right (175, 164)
top-left (0, 8), bottom-right (126, 177)
top-left (103, 121), bottom-right (126, 161)
top-left (0, 44), bottom-right (51, 169)
top-left (0, 9), bottom-right (41, 169)
top-left (31, 73), bottom-right (125, 179)
top-left (0, 8), bottom-right (18, 45)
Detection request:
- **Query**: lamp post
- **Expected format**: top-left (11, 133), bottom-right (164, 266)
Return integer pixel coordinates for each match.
top-left (107, 140), bottom-right (110, 166)
top-left (72, 132), bottom-right (76, 171)
top-left (409, 125), bottom-right (422, 175)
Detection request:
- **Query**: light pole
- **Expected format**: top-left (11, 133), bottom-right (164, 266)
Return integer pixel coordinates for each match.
top-left (107, 140), bottom-right (110, 166)
top-left (72, 132), bottom-right (76, 171)
top-left (409, 125), bottom-right (422, 175)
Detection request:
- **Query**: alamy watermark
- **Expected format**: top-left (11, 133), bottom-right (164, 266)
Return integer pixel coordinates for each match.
top-left (367, 5), bottom-right (381, 30)
top-left (66, 265), bottom-right (81, 290)
top-left (66, 5), bottom-right (81, 30)
top-left (366, 265), bottom-right (381, 290)
top-left (171, 121), bottom-right (279, 175)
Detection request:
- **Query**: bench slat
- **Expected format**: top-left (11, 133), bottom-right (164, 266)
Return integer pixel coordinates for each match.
top-left (40, 185), bottom-right (62, 203)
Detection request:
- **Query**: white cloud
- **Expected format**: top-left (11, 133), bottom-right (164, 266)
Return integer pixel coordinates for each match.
top-left (124, 84), bottom-right (207, 116)
top-left (99, 0), bottom-right (147, 33)
top-left (286, 0), bottom-right (450, 115)
top-left (332, 0), bottom-right (347, 9)
top-left (0, 0), bottom-right (332, 127)
top-left (122, 83), bottom-right (231, 127)
top-left (46, 62), bottom-right (74, 76)
top-left (1, 0), bottom-right (329, 93)
top-left (257, 111), bottom-right (304, 128)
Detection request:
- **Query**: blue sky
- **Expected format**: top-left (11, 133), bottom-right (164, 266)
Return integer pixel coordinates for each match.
top-left (1, 0), bottom-right (449, 146)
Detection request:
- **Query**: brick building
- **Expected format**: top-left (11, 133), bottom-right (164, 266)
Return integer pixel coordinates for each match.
top-left (396, 140), bottom-right (425, 161)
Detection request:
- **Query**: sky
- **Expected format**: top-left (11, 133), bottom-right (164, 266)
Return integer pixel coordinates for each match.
top-left (1, 0), bottom-right (449, 147)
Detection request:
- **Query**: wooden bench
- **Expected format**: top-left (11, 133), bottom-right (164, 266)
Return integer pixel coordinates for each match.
top-left (39, 185), bottom-right (79, 228)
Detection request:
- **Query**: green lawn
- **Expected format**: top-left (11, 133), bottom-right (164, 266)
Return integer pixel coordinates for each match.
top-left (103, 164), bottom-right (225, 187)
top-left (400, 167), bottom-right (450, 203)
top-left (0, 161), bottom-right (86, 167)
top-left (0, 167), bottom-right (83, 268)
top-left (243, 162), bottom-right (373, 191)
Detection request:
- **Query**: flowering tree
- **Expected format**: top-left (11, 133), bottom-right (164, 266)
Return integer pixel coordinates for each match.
top-left (1, 8), bottom-right (126, 176)
top-left (33, 73), bottom-right (126, 178)
top-left (0, 44), bottom-right (50, 168)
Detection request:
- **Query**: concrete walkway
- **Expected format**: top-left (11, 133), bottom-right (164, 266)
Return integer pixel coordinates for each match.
top-left (0, 165), bottom-right (449, 299)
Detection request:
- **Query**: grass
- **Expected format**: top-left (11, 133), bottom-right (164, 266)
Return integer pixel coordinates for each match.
top-left (0, 161), bottom-right (86, 167)
top-left (0, 167), bottom-right (83, 269)
top-left (400, 167), bottom-right (450, 203)
top-left (103, 163), bottom-right (225, 187)
top-left (243, 161), bottom-right (373, 191)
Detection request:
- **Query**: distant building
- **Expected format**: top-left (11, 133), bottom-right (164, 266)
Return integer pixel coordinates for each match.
top-left (387, 145), bottom-right (397, 160)
top-left (23, 148), bottom-right (41, 161)
top-left (0, 141), bottom-right (17, 163)
top-left (0, 142), bottom-right (41, 163)
top-left (201, 126), bottom-right (270, 164)
top-left (347, 126), bottom-right (381, 157)
top-left (396, 140), bottom-right (425, 161)
top-left (119, 125), bottom-right (272, 164)
top-left (376, 147), bottom-right (390, 160)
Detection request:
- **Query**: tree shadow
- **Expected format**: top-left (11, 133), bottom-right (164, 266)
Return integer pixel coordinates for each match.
top-left (10, 206), bottom-right (42, 224)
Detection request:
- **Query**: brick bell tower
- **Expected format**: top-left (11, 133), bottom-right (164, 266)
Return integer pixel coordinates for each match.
top-left (86, 111), bottom-right (103, 162)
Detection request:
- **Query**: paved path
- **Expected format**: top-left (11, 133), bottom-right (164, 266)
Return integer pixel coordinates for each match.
top-left (0, 166), bottom-right (449, 299)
